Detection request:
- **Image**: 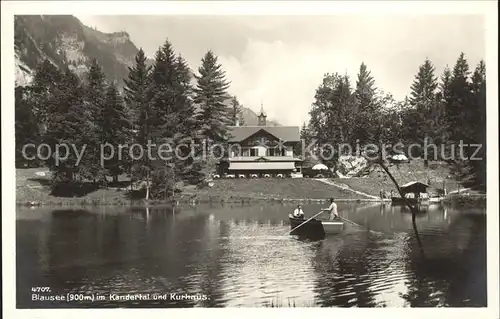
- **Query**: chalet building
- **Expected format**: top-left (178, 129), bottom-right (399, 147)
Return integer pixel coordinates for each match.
top-left (219, 105), bottom-right (303, 177)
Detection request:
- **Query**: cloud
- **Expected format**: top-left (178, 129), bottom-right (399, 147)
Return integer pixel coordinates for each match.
top-left (75, 15), bottom-right (486, 126)
top-left (219, 39), bottom-right (361, 125)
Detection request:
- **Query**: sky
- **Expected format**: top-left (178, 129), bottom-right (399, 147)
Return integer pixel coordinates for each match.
top-left (75, 15), bottom-right (485, 126)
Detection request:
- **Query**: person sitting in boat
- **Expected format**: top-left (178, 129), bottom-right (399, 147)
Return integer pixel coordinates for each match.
top-left (292, 205), bottom-right (305, 219)
top-left (322, 198), bottom-right (340, 220)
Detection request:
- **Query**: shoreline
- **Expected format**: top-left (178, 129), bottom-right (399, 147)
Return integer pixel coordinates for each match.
top-left (16, 196), bottom-right (389, 207)
top-left (16, 194), bottom-right (486, 208)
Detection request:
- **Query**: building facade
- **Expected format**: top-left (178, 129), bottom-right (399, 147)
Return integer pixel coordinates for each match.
top-left (219, 106), bottom-right (303, 177)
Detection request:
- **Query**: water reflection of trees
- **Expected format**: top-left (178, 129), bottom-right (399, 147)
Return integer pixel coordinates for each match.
top-left (311, 231), bottom-right (386, 307)
top-left (33, 207), bottom-right (230, 307)
top-left (400, 212), bottom-right (487, 307)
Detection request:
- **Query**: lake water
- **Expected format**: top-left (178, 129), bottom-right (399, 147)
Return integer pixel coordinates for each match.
top-left (16, 202), bottom-right (487, 308)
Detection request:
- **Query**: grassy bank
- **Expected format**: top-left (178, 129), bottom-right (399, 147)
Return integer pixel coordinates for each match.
top-left (335, 177), bottom-right (462, 197)
top-left (15, 166), bottom-right (485, 207)
top-left (442, 194), bottom-right (487, 208)
top-left (336, 159), bottom-right (464, 197)
top-left (16, 168), bottom-right (371, 206)
top-left (184, 178), bottom-right (370, 202)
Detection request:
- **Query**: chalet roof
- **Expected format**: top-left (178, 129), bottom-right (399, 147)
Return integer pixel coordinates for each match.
top-left (401, 181), bottom-right (429, 189)
top-left (400, 181), bottom-right (430, 193)
top-left (227, 126), bottom-right (300, 142)
top-left (229, 156), bottom-right (303, 162)
top-left (229, 162), bottom-right (295, 170)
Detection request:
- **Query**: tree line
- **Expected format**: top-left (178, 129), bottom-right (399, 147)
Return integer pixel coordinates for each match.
top-left (15, 40), bottom-right (245, 199)
top-left (304, 53), bottom-right (486, 188)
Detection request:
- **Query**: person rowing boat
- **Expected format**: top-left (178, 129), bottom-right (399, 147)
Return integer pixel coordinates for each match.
top-left (322, 198), bottom-right (340, 221)
top-left (292, 204), bottom-right (305, 219)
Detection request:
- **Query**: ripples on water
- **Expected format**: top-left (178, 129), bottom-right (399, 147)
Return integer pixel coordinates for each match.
top-left (16, 202), bottom-right (487, 308)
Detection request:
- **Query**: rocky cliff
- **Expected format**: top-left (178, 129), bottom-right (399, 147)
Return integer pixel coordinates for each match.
top-left (14, 15), bottom-right (142, 88)
top-left (14, 15), bottom-right (280, 126)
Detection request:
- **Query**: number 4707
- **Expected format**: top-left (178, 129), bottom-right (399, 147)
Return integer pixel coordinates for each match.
top-left (31, 287), bottom-right (51, 292)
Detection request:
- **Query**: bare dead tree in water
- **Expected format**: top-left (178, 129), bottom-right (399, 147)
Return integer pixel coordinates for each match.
top-left (375, 158), bottom-right (425, 259)
top-left (363, 130), bottom-right (426, 259)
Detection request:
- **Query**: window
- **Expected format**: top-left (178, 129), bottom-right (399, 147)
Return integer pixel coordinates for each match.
top-left (267, 148), bottom-right (276, 156)
top-left (250, 148), bottom-right (257, 156)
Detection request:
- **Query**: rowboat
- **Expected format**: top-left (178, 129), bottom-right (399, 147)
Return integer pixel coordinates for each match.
top-left (288, 214), bottom-right (344, 239)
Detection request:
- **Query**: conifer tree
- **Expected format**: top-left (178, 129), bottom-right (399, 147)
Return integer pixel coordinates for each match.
top-left (446, 52), bottom-right (473, 142)
top-left (124, 48), bottom-right (154, 199)
top-left (438, 66), bottom-right (453, 104)
top-left (85, 58), bottom-right (107, 137)
top-left (45, 67), bottom-right (97, 192)
top-left (469, 60), bottom-right (486, 187)
top-left (15, 86), bottom-right (40, 167)
top-left (30, 60), bottom-right (63, 133)
top-left (353, 63), bottom-right (379, 145)
top-left (84, 58), bottom-right (108, 183)
top-left (194, 50), bottom-right (231, 144)
top-left (405, 58), bottom-right (440, 165)
top-left (409, 58), bottom-right (438, 107)
top-left (174, 54), bottom-right (197, 136)
top-left (124, 48), bottom-right (152, 136)
top-left (355, 62), bottom-right (376, 112)
top-left (150, 40), bottom-right (182, 140)
top-left (102, 83), bottom-right (130, 183)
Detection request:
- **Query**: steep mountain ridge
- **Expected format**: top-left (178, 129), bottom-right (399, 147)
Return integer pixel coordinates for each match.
top-left (14, 15), bottom-right (139, 87)
top-left (14, 14), bottom-right (280, 126)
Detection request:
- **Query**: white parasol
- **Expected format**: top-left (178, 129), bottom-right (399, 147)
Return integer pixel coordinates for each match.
top-left (312, 163), bottom-right (328, 171)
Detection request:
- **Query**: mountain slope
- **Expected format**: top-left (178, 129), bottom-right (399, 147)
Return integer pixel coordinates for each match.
top-left (239, 107), bottom-right (280, 126)
top-left (14, 15), bottom-right (281, 126)
top-left (14, 15), bottom-right (140, 87)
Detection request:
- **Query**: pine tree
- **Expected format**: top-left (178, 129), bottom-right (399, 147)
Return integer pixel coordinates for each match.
top-left (150, 40), bottom-right (182, 140)
top-left (84, 58), bottom-right (108, 183)
top-left (85, 58), bottom-right (107, 135)
top-left (102, 83), bottom-right (130, 183)
top-left (45, 68), bottom-right (98, 193)
top-left (124, 48), bottom-right (152, 142)
top-left (174, 54), bottom-right (197, 136)
top-left (469, 60), bottom-right (486, 187)
top-left (438, 66), bottom-right (452, 103)
top-left (15, 86), bottom-right (40, 167)
top-left (298, 121), bottom-right (311, 159)
top-left (171, 53), bottom-right (198, 184)
top-left (353, 63), bottom-right (379, 145)
top-left (355, 62), bottom-right (376, 112)
top-left (441, 53), bottom-right (477, 182)
top-left (194, 50), bottom-right (231, 144)
top-left (124, 48), bottom-right (153, 199)
top-left (405, 58), bottom-right (440, 165)
top-left (409, 58), bottom-right (438, 106)
top-left (446, 52), bottom-right (473, 142)
top-left (30, 60), bottom-right (63, 133)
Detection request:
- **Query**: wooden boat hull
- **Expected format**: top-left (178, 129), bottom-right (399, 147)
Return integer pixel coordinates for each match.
top-left (289, 215), bottom-right (344, 240)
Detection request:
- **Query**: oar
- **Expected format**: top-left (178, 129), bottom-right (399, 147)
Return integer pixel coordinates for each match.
top-left (337, 216), bottom-right (363, 228)
top-left (337, 215), bottom-right (384, 235)
top-left (288, 211), bottom-right (325, 235)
